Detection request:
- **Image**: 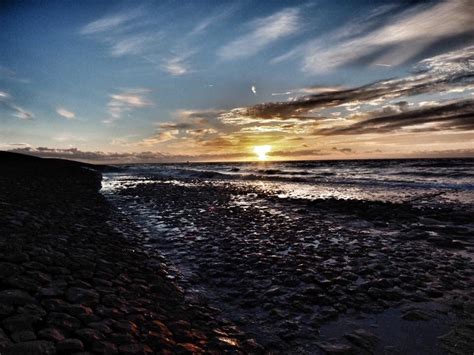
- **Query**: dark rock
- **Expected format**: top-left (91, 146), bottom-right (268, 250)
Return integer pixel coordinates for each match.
top-left (118, 344), bottom-right (153, 354)
top-left (3, 340), bottom-right (55, 355)
top-left (0, 304), bottom-right (15, 317)
top-left (41, 299), bottom-right (68, 312)
top-left (0, 289), bottom-right (34, 306)
top-left (57, 338), bottom-right (84, 353)
top-left (401, 309), bottom-right (432, 321)
top-left (0, 328), bottom-right (12, 351)
top-left (47, 312), bottom-right (81, 331)
top-left (316, 341), bottom-right (353, 354)
top-left (37, 328), bottom-right (66, 342)
top-left (3, 314), bottom-right (40, 332)
top-left (65, 287), bottom-right (99, 305)
top-left (92, 340), bottom-right (118, 354)
top-left (75, 328), bottom-right (104, 343)
top-left (0, 262), bottom-right (22, 279)
top-left (11, 330), bottom-right (37, 343)
top-left (344, 329), bottom-right (378, 351)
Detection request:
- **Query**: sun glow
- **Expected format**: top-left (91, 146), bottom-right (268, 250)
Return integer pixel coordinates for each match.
top-left (253, 145), bottom-right (272, 161)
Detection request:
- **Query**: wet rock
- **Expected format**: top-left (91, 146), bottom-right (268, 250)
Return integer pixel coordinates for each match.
top-left (0, 289), bottom-right (34, 306)
top-left (75, 328), bottom-right (104, 343)
top-left (6, 275), bottom-right (41, 292)
top-left (344, 329), bottom-right (378, 351)
top-left (47, 312), bottom-right (81, 331)
top-left (65, 287), bottom-right (99, 305)
top-left (118, 343), bottom-right (154, 354)
top-left (0, 328), bottom-right (12, 350)
top-left (57, 338), bottom-right (84, 353)
top-left (4, 340), bottom-right (55, 355)
top-left (11, 330), bottom-right (37, 342)
top-left (401, 309), bottom-right (432, 321)
top-left (316, 341), bottom-right (353, 354)
top-left (0, 262), bottom-right (22, 279)
top-left (0, 304), bottom-right (15, 317)
top-left (3, 314), bottom-right (40, 333)
top-left (92, 340), bottom-right (118, 354)
top-left (37, 328), bottom-right (66, 342)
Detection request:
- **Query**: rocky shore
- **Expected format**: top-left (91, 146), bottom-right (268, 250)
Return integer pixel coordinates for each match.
top-left (0, 153), bottom-right (261, 354)
top-left (103, 173), bottom-right (474, 354)
top-left (1, 152), bottom-right (473, 354)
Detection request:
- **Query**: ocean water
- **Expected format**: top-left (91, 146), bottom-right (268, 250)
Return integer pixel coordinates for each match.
top-left (102, 158), bottom-right (474, 206)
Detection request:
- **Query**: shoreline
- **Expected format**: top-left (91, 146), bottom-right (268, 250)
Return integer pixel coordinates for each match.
top-left (0, 153), bottom-right (260, 354)
top-left (104, 171), bottom-right (474, 354)
top-left (1, 152), bottom-right (473, 354)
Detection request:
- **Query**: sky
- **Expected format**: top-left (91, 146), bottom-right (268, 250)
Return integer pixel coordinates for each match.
top-left (1, 0), bottom-right (473, 163)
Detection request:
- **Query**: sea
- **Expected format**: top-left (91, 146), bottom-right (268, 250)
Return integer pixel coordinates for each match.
top-left (102, 158), bottom-right (474, 206)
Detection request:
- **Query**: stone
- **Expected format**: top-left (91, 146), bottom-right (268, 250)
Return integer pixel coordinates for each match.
top-left (0, 289), bottom-right (34, 306)
top-left (47, 312), bottom-right (81, 331)
top-left (316, 341), bottom-right (353, 354)
top-left (4, 340), bottom-right (55, 355)
top-left (37, 327), bottom-right (66, 342)
top-left (2, 314), bottom-right (40, 332)
top-left (57, 338), bottom-right (84, 353)
top-left (75, 328), bottom-right (104, 343)
top-left (66, 287), bottom-right (99, 305)
top-left (92, 340), bottom-right (118, 354)
top-left (0, 304), bottom-right (15, 317)
top-left (0, 262), bottom-right (22, 279)
top-left (119, 344), bottom-right (154, 354)
top-left (344, 329), bottom-right (378, 351)
top-left (0, 328), bottom-right (12, 351)
top-left (6, 275), bottom-right (41, 292)
top-left (11, 330), bottom-right (37, 343)
top-left (401, 309), bottom-right (431, 321)
top-left (41, 298), bottom-right (68, 312)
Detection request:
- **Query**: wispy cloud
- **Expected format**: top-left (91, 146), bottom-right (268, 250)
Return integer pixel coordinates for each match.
top-left (160, 50), bottom-right (196, 76)
top-left (0, 65), bottom-right (30, 83)
top-left (0, 90), bottom-right (34, 120)
top-left (105, 88), bottom-right (153, 124)
top-left (190, 5), bottom-right (238, 36)
top-left (138, 46), bottom-right (474, 156)
top-left (80, 9), bottom-right (143, 35)
top-left (56, 107), bottom-right (75, 120)
top-left (277, 0), bottom-right (474, 73)
top-left (218, 7), bottom-right (300, 60)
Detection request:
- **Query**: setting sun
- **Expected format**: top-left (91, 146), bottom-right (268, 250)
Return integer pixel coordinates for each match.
top-left (253, 145), bottom-right (272, 161)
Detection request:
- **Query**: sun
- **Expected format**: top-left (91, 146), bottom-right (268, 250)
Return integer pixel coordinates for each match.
top-left (253, 145), bottom-right (272, 161)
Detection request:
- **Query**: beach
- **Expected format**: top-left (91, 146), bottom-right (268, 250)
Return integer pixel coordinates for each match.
top-left (0, 153), bottom-right (473, 354)
top-left (0, 153), bottom-right (260, 354)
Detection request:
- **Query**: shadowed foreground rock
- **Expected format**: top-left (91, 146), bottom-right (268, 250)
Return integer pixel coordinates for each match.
top-left (0, 152), bottom-right (262, 354)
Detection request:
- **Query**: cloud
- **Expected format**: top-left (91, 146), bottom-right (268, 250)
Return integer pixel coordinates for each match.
top-left (0, 65), bottom-right (30, 83)
top-left (218, 7), bottom-right (300, 60)
top-left (80, 9), bottom-right (143, 35)
top-left (56, 107), bottom-right (75, 120)
top-left (136, 46), bottom-right (473, 157)
top-left (316, 100), bottom-right (474, 136)
top-left (278, 0), bottom-right (474, 73)
top-left (240, 46), bottom-right (474, 120)
top-left (190, 5), bottom-right (238, 36)
top-left (105, 88), bottom-right (153, 123)
top-left (161, 50), bottom-right (196, 76)
top-left (0, 90), bottom-right (34, 120)
top-left (109, 33), bottom-right (157, 57)
top-left (7, 146), bottom-right (251, 163)
top-left (79, 7), bottom-right (161, 58)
